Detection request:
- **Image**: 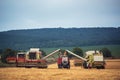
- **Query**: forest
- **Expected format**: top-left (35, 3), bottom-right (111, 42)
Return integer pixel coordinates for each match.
top-left (0, 27), bottom-right (120, 50)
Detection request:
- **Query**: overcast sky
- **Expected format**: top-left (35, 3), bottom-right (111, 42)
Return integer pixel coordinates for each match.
top-left (0, 0), bottom-right (120, 31)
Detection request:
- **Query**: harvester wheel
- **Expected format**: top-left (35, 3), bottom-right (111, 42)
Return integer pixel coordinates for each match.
top-left (101, 66), bottom-right (105, 69)
top-left (25, 66), bottom-right (32, 68)
top-left (43, 66), bottom-right (48, 69)
top-left (38, 65), bottom-right (48, 69)
top-left (96, 66), bottom-right (105, 69)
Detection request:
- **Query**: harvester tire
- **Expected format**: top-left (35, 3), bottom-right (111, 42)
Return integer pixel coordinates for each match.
top-left (96, 66), bottom-right (105, 69)
top-left (101, 66), bottom-right (105, 69)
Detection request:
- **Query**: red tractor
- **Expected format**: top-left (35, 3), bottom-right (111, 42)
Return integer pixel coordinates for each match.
top-left (57, 51), bottom-right (70, 69)
top-left (57, 55), bottom-right (70, 69)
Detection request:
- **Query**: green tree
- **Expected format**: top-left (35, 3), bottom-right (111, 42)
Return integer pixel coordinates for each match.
top-left (40, 50), bottom-right (47, 57)
top-left (0, 49), bottom-right (3, 54)
top-left (59, 49), bottom-right (66, 55)
top-left (100, 48), bottom-right (112, 57)
top-left (72, 47), bottom-right (83, 57)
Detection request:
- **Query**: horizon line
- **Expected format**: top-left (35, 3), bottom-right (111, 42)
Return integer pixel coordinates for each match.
top-left (0, 26), bottom-right (120, 32)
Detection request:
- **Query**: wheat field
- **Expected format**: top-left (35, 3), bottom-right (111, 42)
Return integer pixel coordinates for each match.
top-left (0, 60), bottom-right (120, 80)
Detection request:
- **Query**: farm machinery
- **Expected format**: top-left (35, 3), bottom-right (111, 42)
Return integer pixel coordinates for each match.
top-left (6, 57), bottom-right (16, 63)
top-left (57, 51), bottom-right (70, 69)
top-left (6, 48), bottom-right (105, 69)
top-left (73, 50), bottom-right (105, 69)
top-left (43, 49), bottom-right (86, 69)
top-left (42, 49), bottom-right (70, 69)
top-left (16, 48), bottom-right (47, 68)
top-left (83, 50), bottom-right (105, 69)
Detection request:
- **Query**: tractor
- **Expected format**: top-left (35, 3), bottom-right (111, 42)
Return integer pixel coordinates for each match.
top-left (57, 51), bottom-right (70, 69)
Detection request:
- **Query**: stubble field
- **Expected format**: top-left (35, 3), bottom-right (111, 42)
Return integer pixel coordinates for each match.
top-left (0, 59), bottom-right (120, 80)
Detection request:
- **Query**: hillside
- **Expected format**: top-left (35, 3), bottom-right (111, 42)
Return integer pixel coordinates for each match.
top-left (0, 27), bottom-right (120, 50)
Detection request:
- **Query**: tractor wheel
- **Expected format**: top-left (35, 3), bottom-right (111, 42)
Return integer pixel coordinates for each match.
top-left (67, 65), bottom-right (70, 69)
top-left (58, 64), bottom-right (62, 69)
top-left (83, 61), bottom-right (88, 69)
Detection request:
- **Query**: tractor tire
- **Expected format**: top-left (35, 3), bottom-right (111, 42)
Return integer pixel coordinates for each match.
top-left (67, 64), bottom-right (70, 69)
top-left (58, 64), bottom-right (62, 69)
top-left (83, 61), bottom-right (88, 69)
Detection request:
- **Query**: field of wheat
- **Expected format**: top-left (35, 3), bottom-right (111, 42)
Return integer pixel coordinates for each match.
top-left (0, 60), bottom-right (120, 80)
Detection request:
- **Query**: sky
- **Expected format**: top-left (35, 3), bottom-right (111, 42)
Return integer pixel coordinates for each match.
top-left (0, 0), bottom-right (120, 31)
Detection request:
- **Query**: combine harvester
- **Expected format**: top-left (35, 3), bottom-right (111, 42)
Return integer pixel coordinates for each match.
top-left (73, 50), bottom-right (105, 69)
top-left (83, 50), bottom-right (105, 69)
top-left (16, 48), bottom-right (47, 68)
top-left (16, 48), bottom-right (62, 68)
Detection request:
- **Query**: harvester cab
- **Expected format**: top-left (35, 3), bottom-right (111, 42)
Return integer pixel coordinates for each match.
top-left (16, 52), bottom-right (25, 67)
top-left (25, 48), bottom-right (47, 68)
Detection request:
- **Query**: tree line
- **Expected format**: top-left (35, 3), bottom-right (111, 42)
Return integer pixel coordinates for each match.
top-left (0, 27), bottom-right (120, 50)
